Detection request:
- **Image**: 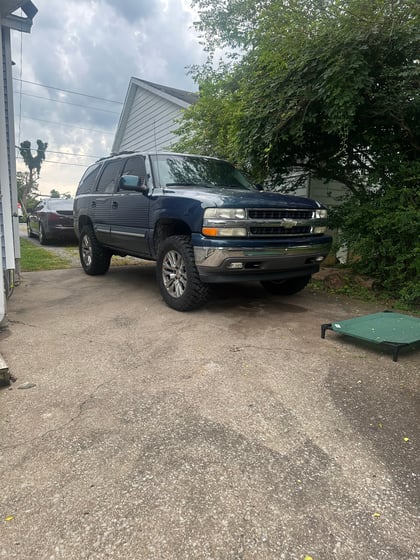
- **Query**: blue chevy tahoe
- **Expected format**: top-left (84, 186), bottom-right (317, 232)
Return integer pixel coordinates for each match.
top-left (73, 152), bottom-right (332, 311)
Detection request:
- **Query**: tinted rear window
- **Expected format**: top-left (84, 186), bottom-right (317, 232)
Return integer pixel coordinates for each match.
top-left (47, 199), bottom-right (74, 210)
top-left (77, 163), bottom-right (101, 194)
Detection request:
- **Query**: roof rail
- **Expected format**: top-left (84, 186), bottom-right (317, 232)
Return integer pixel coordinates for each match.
top-left (96, 150), bottom-right (136, 162)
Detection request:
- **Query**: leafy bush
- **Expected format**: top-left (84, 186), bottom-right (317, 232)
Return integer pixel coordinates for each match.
top-left (330, 177), bottom-right (420, 305)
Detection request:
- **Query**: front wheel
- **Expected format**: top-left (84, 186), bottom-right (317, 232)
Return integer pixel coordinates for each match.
top-left (157, 235), bottom-right (210, 311)
top-left (79, 225), bottom-right (111, 275)
top-left (261, 275), bottom-right (311, 295)
top-left (27, 221), bottom-right (35, 238)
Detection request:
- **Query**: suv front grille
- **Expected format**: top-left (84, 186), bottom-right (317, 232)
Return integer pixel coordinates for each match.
top-left (250, 226), bottom-right (312, 236)
top-left (246, 207), bottom-right (320, 238)
top-left (248, 209), bottom-right (313, 220)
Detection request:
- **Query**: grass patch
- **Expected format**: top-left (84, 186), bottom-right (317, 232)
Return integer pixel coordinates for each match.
top-left (20, 238), bottom-right (72, 271)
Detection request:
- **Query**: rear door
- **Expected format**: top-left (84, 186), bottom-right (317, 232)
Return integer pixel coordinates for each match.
top-left (29, 201), bottom-right (45, 236)
top-left (91, 159), bottom-right (124, 245)
top-left (108, 155), bottom-right (150, 256)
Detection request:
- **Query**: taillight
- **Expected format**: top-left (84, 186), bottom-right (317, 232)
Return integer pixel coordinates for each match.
top-left (47, 212), bottom-right (59, 223)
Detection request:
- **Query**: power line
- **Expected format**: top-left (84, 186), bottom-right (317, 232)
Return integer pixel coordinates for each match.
top-left (13, 78), bottom-right (123, 105)
top-left (14, 91), bottom-right (121, 114)
top-left (16, 145), bottom-right (102, 158)
top-left (19, 115), bottom-right (114, 135)
top-left (16, 156), bottom-right (89, 167)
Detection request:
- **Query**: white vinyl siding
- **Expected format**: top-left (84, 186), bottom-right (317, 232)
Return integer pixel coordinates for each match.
top-left (119, 88), bottom-right (183, 153)
top-left (308, 178), bottom-right (348, 207)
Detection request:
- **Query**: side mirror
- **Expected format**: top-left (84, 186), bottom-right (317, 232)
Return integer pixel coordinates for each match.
top-left (119, 174), bottom-right (148, 193)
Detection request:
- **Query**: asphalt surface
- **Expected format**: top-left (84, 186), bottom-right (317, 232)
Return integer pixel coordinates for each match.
top-left (0, 262), bottom-right (419, 560)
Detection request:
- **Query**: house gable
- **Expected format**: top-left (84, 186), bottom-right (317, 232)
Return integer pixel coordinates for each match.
top-left (112, 77), bottom-right (197, 154)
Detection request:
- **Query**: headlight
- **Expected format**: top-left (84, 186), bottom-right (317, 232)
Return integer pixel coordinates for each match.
top-left (313, 209), bottom-right (327, 219)
top-left (202, 227), bottom-right (247, 237)
top-left (204, 208), bottom-right (246, 220)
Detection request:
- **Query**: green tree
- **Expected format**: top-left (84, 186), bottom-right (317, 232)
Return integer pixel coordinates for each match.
top-left (50, 189), bottom-right (60, 198)
top-left (16, 171), bottom-right (39, 213)
top-left (175, 0), bottom-right (420, 303)
top-left (18, 139), bottom-right (48, 206)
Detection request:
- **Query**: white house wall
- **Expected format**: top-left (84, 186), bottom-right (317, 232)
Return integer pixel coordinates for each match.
top-left (0, 25), bottom-right (15, 272)
top-left (118, 87), bottom-right (183, 153)
top-left (309, 178), bottom-right (347, 207)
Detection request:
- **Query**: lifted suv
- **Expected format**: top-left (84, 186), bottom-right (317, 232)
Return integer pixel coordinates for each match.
top-left (73, 152), bottom-right (332, 311)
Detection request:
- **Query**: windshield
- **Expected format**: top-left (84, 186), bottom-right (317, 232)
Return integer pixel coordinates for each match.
top-left (150, 154), bottom-right (254, 190)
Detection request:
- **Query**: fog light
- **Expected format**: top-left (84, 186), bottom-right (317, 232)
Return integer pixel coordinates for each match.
top-left (312, 226), bottom-right (327, 234)
top-left (227, 262), bottom-right (244, 269)
top-left (315, 256), bottom-right (325, 262)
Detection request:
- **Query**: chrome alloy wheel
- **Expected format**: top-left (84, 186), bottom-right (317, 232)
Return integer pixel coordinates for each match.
top-left (81, 233), bottom-right (93, 267)
top-left (162, 249), bottom-right (187, 298)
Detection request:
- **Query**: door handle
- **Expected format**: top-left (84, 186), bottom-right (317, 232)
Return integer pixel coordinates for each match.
top-left (112, 201), bottom-right (118, 209)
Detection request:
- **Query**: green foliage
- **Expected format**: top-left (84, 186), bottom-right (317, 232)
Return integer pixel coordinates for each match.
top-left (19, 139), bottom-right (48, 175)
top-left (176, 0), bottom-right (420, 304)
top-left (330, 169), bottom-right (420, 305)
top-left (16, 171), bottom-right (39, 212)
top-left (50, 189), bottom-right (61, 198)
top-left (18, 139), bottom-right (48, 211)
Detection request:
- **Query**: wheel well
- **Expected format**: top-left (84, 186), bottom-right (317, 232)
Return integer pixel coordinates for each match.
top-left (77, 215), bottom-right (93, 235)
top-left (153, 219), bottom-right (191, 257)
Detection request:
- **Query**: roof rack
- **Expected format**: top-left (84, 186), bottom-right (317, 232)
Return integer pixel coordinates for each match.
top-left (96, 150), bottom-right (136, 162)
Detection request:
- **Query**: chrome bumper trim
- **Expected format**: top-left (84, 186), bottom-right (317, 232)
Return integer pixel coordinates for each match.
top-left (194, 243), bottom-right (331, 268)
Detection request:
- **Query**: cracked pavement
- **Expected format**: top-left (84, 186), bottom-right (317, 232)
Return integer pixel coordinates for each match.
top-left (0, 267), bottom-right (419, 559)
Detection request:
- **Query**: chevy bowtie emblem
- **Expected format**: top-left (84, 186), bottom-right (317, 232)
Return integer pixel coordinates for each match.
top-left (281, 218), bottom-right (298, 228)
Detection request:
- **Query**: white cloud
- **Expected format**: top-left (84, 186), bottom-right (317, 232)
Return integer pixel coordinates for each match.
top-left (11, 0), bottom-right (206, 196)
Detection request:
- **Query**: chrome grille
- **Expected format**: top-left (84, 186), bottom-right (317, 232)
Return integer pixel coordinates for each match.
top-left (248, 209), bottom-right (313, 220)
top-left (246, 207), bottom-right (320, 238)
top-left (250, 226), bottom-right (312, 236)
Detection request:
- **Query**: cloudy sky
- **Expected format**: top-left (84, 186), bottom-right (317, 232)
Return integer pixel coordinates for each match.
top-left (11, 0), bottom-right (207, 196)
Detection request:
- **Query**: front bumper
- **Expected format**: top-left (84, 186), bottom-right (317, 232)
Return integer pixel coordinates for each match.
top-left (193, 239), bottom-right (332, 283)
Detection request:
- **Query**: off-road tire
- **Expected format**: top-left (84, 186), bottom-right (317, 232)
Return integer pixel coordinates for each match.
top-left (261, 275), bottom-right (311, 295)
top-left (79, 225), bottom-right (111, 275)
top-left (157, 235), bottom-right (210, 311)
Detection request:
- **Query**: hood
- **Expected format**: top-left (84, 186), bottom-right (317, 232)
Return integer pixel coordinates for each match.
top-left (161, 185), bottom-right (322, 209)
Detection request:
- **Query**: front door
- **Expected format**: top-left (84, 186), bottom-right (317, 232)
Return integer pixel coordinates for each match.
top-left (109, 155), bottom-right (150, 256)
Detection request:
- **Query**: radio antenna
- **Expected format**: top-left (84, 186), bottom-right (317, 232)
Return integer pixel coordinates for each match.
top-left (153, 119), bottom-right (162, 188)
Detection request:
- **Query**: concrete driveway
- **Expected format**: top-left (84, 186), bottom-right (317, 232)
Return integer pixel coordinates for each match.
top-left (0, 266), bottom-right (418, 559)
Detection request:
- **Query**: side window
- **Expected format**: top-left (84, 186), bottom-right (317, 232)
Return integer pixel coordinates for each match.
top-left (96, 160), bottom-right (123, 194)
top-left (122, 156), bottom-right (147, 180)
top-left (77, 163), bottom-right (101, 194)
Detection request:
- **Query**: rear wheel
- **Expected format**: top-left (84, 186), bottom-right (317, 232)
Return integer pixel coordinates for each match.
top-left (261, 275), bottom-right (311, 295)
top-left (157, 235), bottom-right (210, 311)
top-left (39, 224), bottom-right (48, 245)
top-left (79, 225), bottom-right (111, 275)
